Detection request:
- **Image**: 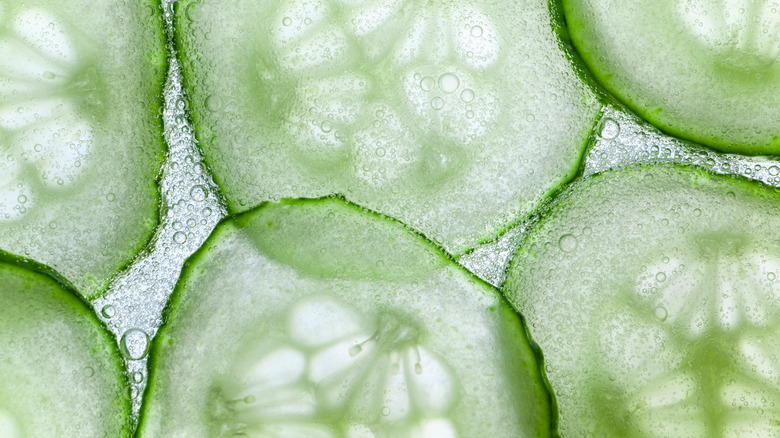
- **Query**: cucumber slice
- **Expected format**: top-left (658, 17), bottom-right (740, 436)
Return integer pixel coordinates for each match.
top-left (174, 0), bottom-right (600, 254)
top-left (0, 0), bottom-right (166, 297)
top-left (0, 252), bottom-right (132, 437)
top-left (505, 165), bottom-right (780, 436)
top-left (563, 0), bottom-right (780, 155)
top-left (138, 197), bottom-right (554, 437)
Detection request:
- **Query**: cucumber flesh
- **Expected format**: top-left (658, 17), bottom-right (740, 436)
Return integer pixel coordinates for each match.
top-left (138, 197), bottom-right (554, 437)
top-left (174, 0), bottom-right (600, 254)
top-left (0, 252), bottom-right (132, 437)
top-left (563, 0), bottom-right (780, 155)
top-left (505, 165), bottom-right (780, 436)
top-left (0, 0), bottom-right (166, 297)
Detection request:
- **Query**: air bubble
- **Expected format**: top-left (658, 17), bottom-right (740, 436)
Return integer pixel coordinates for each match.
top-left (33, 144), bottom-right (43, 152)
top-left (558, 234), bottom-right (578, 253)
top-left (123, 385), bottom-right (139, 400)
top-left (655, 272), bottom-right (666, 282)
top-left (381, 406), bottom-right (391, 416)
top-left (431, 97), bottom-right (444, 110)
top-left (205, 95), bottom-right (222, 112)
top-left (654, 306), bottom-right (668, 321)
top-left (101, 305), bottom-right (115, 319)
top-left (320, 121), bottom-right (332, 133)
top-left (173, 231), bottom-right (187, 244)
top-left (470, 26), bottom-right (483, 37)
top-left (460, 89), bottom-right (475, 103)
top-left (132, 372), bottom-right (144, 383)
top-left (420, 76), bottom-right (435, 92)
top-left (185, 2), bottom-right (201, 21)
top-left (598, 118), bottom-right (620, 139)
top-left (190, 185), bottom-right (208, 201)
top-left (120, 329), bottom-right (149, 360)
top-left (282, 17), bottom-right (292, 26)
top-left (82, 366), bottom-right (94, 378)
top-left (17, 195), bottom-right (27, 204)
top-left (438, 73), bottom-right (459, 93)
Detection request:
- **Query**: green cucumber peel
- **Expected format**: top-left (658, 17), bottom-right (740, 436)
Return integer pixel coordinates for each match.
top-left (138, 196), bottom-right (556, 437)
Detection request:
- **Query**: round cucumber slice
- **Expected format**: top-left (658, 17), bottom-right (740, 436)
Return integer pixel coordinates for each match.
top-left (138, 197), bottom-right (554, 437)
top-left (174, 0), bottom-right (600, 254)
top-left (505, 165), bottom-right (780, 436)
top-left (0, 0), bottom-right (166, 297)
top-left (563, 0), bottom-right (780, 155)
top-left (0, 252), bottom-right (132, 437)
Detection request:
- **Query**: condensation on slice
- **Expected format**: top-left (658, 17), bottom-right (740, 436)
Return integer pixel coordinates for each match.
top-left (0, 7), bottom-right (94, 222)
top-left (506, 166), bottom-right (780, 436)
top-left (563, 0), bottom-right (780, 154)
top-left (0, 154), bottom-right (33, 220)
top-left (137, 197), bottom-right (553, 436)
top-left (260, 3), bottom-right (502, 192)
top-left (0, 0), bottom-right (165, 297)
top-left (12, 8), bottom-right (77, 63)
top-left (181, 0), bottom-right (601, 253)
top-left (0, 261), bottom-right (132, 437)
top-left (209, 295), bottom-right (459, 437)
top-left (676, 0), bottom-right (780, 73)
top-left (586, 237), bottom-right (780, 436)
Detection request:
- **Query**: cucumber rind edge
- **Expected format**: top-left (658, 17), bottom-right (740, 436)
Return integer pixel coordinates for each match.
top-left (136, 194), bottom-right (560, 437)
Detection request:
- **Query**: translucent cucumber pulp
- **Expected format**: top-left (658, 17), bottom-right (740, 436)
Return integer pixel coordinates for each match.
top-left (174, 0), bottom-right (601, 255)
top-left (562, 0), bottom-right (780, 155)
top-left (0, 0), bottom-right (167, 297)
top-left (137, 197), bottom-right (554, 437)
top-left (0, 252), bottom-right (132, 437)
top-left (505, 165), bottom-right (780, 436)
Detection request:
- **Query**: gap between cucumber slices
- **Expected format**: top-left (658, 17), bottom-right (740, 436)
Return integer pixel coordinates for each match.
top-left (137, 197), bottom-right (555, 437)
top-left (173, 0), bottom-right (601, 255)
top-left (0, 0), bottom-right (167, 298)
top-left (0, 251), bottom-right (132, 437)
top-left (506, 164), bottom-right (780, 436)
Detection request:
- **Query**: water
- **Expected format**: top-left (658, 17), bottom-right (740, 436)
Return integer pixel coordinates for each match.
top-left (90, 0), bottom-right (226, 418)
top-left (460, 103), bottom-right (780, 287)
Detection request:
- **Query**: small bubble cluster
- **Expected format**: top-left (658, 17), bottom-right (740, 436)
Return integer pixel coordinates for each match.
top-left (175, 0), bottom-right (600, 259)
top-left (585, 105), bottom-right (780, 189)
